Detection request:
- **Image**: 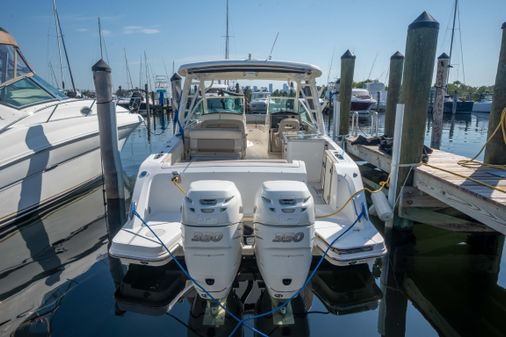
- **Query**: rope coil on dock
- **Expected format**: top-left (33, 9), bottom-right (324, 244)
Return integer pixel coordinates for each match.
top-left (423, 107), bottom-right (506, 194)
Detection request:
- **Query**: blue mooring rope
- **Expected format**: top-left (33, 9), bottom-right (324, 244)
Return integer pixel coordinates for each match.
top-left (130, 202), bottom-right (366, 337)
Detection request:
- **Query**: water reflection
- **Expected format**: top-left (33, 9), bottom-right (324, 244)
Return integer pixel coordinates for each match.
top-left (0, 184), bottom-right (108, 335)
top-left (114, 260), bottom-right (382, 337)
top-left (379, 226), bottom-right (505, 337)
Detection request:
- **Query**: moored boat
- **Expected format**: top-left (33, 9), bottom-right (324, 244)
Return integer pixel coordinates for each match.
top-left (0, 27), bottom-right (142, 226)
top-left (109, 59), bottom-right (386, 309)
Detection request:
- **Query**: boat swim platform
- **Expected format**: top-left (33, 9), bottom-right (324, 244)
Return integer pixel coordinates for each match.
top-left (345, 140), bottom-right (506, 234)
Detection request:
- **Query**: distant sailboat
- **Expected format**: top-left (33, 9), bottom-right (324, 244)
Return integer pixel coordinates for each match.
top-left (443, 0), bottom-right (473, 114)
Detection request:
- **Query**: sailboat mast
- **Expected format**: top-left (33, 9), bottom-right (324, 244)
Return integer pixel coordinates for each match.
top-left (449, 0), bottom-right (458, 67)
top-left (53, 0), bottom-right (76, 93)
top-left (225, 0), bottom-right (230, 59)
top-left (139, 55), bottom-right (143, 89)
top-left (98, 17), bottom-right (104, 59)
top-left (52, 0), bottom-right (64, 89)
top-left (124, 49), bottom-right (133, 90)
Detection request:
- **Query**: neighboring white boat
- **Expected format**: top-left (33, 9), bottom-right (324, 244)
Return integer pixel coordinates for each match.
top-left (0, 27), bottom-right (142, 226)
top-left (249, 91), bottom-right (270, 113)
top-left (110, 60), bottom-right (386, 303)
top-left (127, 90), bottom-right (153, 114)
top-left (473, 95), bottom-right (492, 113)
top-left (351, 88), bottom-right (376, 115)
top-left (365, 81), bottom-right (387, 111)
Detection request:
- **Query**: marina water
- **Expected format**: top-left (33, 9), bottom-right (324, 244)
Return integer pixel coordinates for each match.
top-left (1, 111), bottom-right (504, 337)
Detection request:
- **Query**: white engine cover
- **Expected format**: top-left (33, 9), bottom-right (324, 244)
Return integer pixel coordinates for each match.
top-left (254, 181), bottom-right (315, 299)
top-left (182, 180), bottom-right (243, 300)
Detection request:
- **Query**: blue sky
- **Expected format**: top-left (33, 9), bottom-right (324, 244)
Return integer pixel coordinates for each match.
top-left (1, 0), bottom-right (504, 90)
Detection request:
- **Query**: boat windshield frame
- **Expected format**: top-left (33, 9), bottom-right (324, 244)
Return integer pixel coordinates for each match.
top-left (176, 60), bottom-right (326, 134)
top-left (0, 44), bottom-right (67, 109)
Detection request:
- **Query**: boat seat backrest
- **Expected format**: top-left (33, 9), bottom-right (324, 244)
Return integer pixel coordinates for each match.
top-left (200, 119), bottom-right (245, 132)
top-left (186, 128), bottom-right (246, 158)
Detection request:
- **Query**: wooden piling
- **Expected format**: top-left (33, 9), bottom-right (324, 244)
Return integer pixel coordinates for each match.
top-left (430, 53), bottom-right (449, 149)
top-left (484, 22), bottom-right (506, 165)
top-left (397, 12), bottom-right (439, 229)
top-left (384, 52), bottom-right (404, 137)
top-left (92, 59), bottom-right (126, 238)
top-left (338, 50), bottom-right (355, 136)
top-left (144, 83), bottom-right (151, 133)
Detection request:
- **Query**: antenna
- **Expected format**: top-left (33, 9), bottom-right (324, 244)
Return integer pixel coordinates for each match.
top-left (98, 17), bottom-right (103, 59)
top-left (172, 60), bottom-right (175, 74)
top-left (267, 32), bottom-right (279, 60)
top-left (224, 0), bottom-right (231, 59)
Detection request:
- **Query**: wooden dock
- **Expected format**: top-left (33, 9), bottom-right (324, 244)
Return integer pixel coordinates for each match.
top-left (346, 141), bottom-right (506, 234)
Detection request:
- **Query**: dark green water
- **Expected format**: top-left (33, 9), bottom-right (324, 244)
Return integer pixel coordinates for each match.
top-left (1, 112), bottom-right (504, 337)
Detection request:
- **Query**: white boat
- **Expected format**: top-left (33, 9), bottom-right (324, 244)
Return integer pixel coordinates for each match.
top-left (249, 91), bottom-right (270, 113)
top-left (351, 88), bottom-right (376, 115)
top-left (473, 95), bottom-right (492, 113)
top-left (110, 60), bottom-right (386, 303)
top-left (0, 27), bottom-right (142, 226)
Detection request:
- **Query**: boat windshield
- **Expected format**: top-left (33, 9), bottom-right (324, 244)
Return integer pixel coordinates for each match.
top-left (204, 96), bottom-right (244, 114)
top-left (0, 44), bottom-right (67, 108)
top-left (267, 97), bottom-right (315, 126)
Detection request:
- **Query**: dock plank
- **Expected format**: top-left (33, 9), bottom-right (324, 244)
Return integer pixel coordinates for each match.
top-left (345, 142), bottom-right (506, 233)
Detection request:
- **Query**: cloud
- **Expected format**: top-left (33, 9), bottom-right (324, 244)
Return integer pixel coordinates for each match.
top-left (76, 28), bottom-right (88, 32)
top-left (102, 29), bottom-right (112, 36)
top-left (123, 25), bottom-right (160, 35)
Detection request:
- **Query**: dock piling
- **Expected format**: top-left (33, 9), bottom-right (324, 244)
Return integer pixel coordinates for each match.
top-left (92, 59), bottom-right (126, 238)
top-left (484, 22), bottom-right (506, 165)
top-left (333, 96), bottom-right (340, 141)
top-left (170, 73), bottom-right (182, 133)
top-left (384, 52), bottom-right (404, 137)
top-left (144, 83), bottom-right (151, 140)
top-left (338, 50), bottom-right (355, 136)
top-left (430, 53), bottom-right (450, 149)
top-left (397, 12), bottom-right (439, 211)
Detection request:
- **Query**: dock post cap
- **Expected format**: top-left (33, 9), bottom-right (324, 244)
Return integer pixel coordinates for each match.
top-left (438, 52), bottom-right (450, 59)
top-left (502, 22), bottom-right (506, 29)
top-left (341, 49), bottom-right (355, 59)
top-left (92, 59), bottom-right (111, 73)
top-left (170, 72), bottom-right (182, 81)
top-left (391, 51), bottom-right (404, 59)
top-left (408, 11), bottom-right (439, 30)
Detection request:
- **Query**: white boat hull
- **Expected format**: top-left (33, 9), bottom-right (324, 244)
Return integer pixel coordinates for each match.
top-left (0, 114), bottom-right (142, 226)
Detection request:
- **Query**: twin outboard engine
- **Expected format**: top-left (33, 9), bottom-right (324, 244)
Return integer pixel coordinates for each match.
top-left (181, 180), bottom-right (242, 301)
top-left (254, 181), bottom-right (315, 300)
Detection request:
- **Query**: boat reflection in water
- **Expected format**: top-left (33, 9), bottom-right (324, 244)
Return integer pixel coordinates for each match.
top-left (114, 260), bottom-right (382, 337)
top-left (0, 184), bottom-right (110, 336)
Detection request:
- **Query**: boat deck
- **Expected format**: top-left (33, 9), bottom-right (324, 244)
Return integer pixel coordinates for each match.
top-left (245, 124), bottom-right (281, 160)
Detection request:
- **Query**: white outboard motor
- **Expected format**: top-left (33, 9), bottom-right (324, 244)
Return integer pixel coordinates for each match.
top-left (182, 180), bottom-right (242, 301)
top-left (254, 181), bottom-right (315, 300)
